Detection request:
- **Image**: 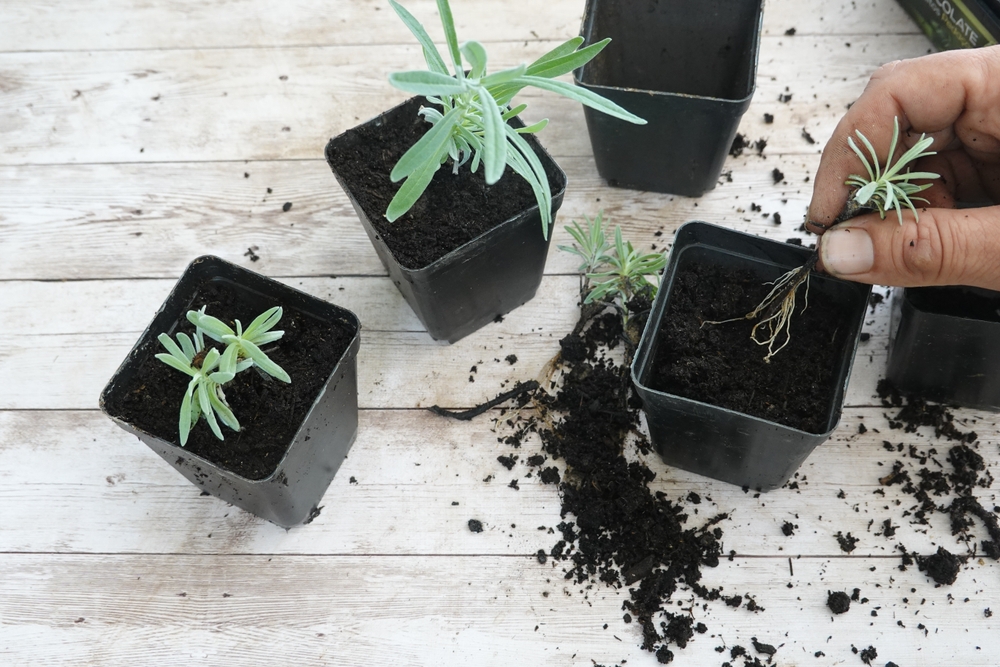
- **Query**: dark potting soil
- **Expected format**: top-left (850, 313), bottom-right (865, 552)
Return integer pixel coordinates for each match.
top-left (647, 260), bottom-right (852, 434)
top-left (875, 380), bottom-right (999, 584)
top-left (103, 279), bottom-right (357, 480)
top-left (476, 292), bottom-right (764, 664)
top-left (827, 590), bottom-right (851, 614)
top-left (325, 96), bottom-right (563, 270)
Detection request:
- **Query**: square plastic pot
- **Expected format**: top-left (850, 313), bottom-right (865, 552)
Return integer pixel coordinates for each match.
top-left (325, 96), bottom-right (568, 344)
top-left (631, 222), bottom-right (871, 491)
top-left (574, 0), bottom-right (763, 196)
top-left (887, 286), bottom-right (1000, 411)
top-left (99, 255), bottom-right (362, 528)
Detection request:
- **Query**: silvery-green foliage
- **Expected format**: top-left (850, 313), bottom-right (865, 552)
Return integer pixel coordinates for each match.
top-left (155, 328), bottom-right (241, 446)
top-left (586, 225), bottom-right (666, 307)
top-left (188, 306), bottom-right (291, 383)
top-left (386, 0), bottom-right (645, 238)
top-left (560, 212), bottom-right (665, 317)
top-left (846, 117), bottom-right (940, 224)
top-left (558, 211), bottom-right (611, 274)
top-left (156, 306), bottom-right (290, 446)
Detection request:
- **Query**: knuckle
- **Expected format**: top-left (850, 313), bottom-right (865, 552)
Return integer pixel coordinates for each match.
top-left (871, 60), bottom-right (902, 82)
top-left (898, 211), bottom-right (960, 284)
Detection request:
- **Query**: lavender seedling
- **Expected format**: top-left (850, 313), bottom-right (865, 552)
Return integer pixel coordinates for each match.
top-left (707, 117), bottom-right (939, 361)
top-left (157, 306), bottom-right (291, 445)
top-left (155, 329), bottom-right (240, 446)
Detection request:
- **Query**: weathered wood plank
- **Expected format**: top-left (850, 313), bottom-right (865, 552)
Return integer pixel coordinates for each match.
top-left (2, 407), bottom-right (993, 558)
top-left (0, 276), bottom-right (891, 410)
top-left (0, 553), bottom-right (993, 666)
top-left (0, 0), bottom-right (918, 53)
top-left (0, 155), bottom-right (831, 281)
top-left (0, 36), bottom-right (930, 165)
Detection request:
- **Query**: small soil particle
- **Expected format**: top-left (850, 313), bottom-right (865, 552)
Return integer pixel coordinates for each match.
top-left (729, 133), bottom-right (748, 157)
top-left (468, 519), bottom-right (483, 533)
top-left (827, 590), bottom-right (851, 614)
top-left (835, 531), bottom-right (859, 553)
top-left (539, 467), bottom-right (561, 485)
top-left (752, 637), bottom-right (776, 657)
top-left (917, 547), bottom-right (961, 585)
top-left (763, 113), bottom-right (774, 124)
top-left (859, 645), bottom-right (877, 664)
top-left (282, 201), bottom-right (292, 212)
top-left (497, 454), bottom-right (517, 470)
top-left (771, 168), bottom-right (785, 184)
top-left (781, 521), bottom-right (795, 536)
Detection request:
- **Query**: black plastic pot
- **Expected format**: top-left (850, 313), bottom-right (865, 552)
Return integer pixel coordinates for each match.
top-left (631, 222), bottom-right (871, 491)
top-left (100, 255), bottom-right (361, 528)
top-left (325, 97), bottom-right (568, 343)
top-left (887, 286), bottom-right (1000, 411)
top-left (575, 0), bottom-right (763, 196)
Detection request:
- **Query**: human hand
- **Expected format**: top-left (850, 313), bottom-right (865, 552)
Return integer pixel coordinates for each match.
top-left (806, 45), bottom-right (1000, 290)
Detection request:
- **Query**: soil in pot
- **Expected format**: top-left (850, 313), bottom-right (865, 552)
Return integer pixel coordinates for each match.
top-left (103, 278), bottom-right (357, 480)
top-left (647, 257), bottom-right (854, 434)
top-left (325, 96), bottom-right (564, 270)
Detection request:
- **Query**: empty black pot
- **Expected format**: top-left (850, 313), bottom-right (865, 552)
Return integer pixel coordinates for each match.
top-left (631, 222), bottom-right (870, 491)
top-left (887, 286), bottom-right (1000, 411)
top-left (575, 0), bottom-right (763, 196)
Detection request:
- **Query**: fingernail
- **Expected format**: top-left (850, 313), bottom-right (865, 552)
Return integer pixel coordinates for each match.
top-left (821, 227), bottom-right (874, 276)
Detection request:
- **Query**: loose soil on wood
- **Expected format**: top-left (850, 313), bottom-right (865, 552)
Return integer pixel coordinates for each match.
top-left (104, 278), bottom-right (357, 480)
top-left (876, 380), bottom-right (999, 583)
top-left (325, 96), bottom-right (562, 270)
top-left (475, 295), bottom-right (762, 663)
top-left (646, 260), bottom-right (853, 434)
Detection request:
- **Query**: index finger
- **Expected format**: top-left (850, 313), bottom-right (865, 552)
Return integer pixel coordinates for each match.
top-left (806, 47), bottom-right (999, 230)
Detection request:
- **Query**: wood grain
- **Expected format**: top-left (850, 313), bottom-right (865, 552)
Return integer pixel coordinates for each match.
top-left (6, 0), bottom-right (998, 664)
top-left (0, 553), bottom-right (994, 666)
top-left (0, 0), bottom-right (917, 52)
top-left (0, 36), bottom-right (930, 165)
top-left (2, 407), bottom-right (996, 557)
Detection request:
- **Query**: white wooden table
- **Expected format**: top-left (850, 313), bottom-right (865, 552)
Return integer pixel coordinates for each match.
top-left (2, 1), bottom-right (997, 665)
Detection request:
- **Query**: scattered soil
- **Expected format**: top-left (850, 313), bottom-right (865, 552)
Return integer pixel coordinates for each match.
top-left (827, 590), bottom-right (851, 614)
top-left (477, 289), bottom-right (758, 663)
top-left (103, 278), bottom-right (358, 480)
top-left (875, 379), bottom-right (999, 583)
top-left (325, 96), bottom-right (563, 270)
top-left (729, 134), bottom-right (767, 158)
top-left (646, 259), bottom-right (854, 434)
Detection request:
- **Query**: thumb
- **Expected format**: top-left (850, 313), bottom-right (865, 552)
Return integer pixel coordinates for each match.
top-left (816, 205), bottom-right (1000, 290)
